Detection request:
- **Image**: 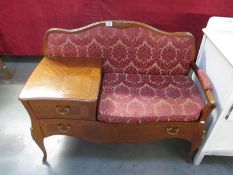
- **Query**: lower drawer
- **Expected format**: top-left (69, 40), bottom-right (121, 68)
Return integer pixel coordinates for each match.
top-left (39, 119), bottom-right (199, 143)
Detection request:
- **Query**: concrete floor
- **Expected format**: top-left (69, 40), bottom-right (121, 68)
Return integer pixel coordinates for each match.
top-left (0, 57), bottom-right (233, 175)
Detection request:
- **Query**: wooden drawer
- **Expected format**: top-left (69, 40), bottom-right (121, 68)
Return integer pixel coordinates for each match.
top-left (40, 119), bottom-right (75, 136)
top-left (29, 100), bottom-right (96, 120)
top-left (39, 118), bottom-right (198, 143)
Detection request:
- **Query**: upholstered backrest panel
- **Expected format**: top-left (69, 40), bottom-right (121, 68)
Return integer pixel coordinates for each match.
top-left (45, 22), bottom-right (195, 75)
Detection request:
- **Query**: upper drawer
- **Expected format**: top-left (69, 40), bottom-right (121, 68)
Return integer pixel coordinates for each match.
top-left (29, 100), bottom-right (96, 120)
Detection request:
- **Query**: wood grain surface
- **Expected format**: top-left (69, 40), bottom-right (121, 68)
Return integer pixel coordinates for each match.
top-left (19, 57), bottom-right (101, 101)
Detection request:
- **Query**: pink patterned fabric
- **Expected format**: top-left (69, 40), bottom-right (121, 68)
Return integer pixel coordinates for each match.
top-left (98, 73), bottom-right (205, 123)
top-left (197, 69), bottom-right (212, 90)
top-left (46, 25), bottom-right (194, 75)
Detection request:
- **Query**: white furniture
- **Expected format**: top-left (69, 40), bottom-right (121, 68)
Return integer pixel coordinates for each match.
top-left (193, 16), bottom-right (233, 165)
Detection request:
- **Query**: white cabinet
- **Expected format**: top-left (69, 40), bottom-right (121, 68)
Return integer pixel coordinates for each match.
top-left (193, 17), bottom-right (233, 165)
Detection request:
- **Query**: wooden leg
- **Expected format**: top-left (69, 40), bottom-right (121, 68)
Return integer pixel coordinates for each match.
top-left (0, 58), bottom-right (11, 78)
top-left (188, 131), bottom-right (203, 163)
top-left (193, 149), bottom-right (205, 165)
top-left (31, 127), bottom-right (47, 163)
top-left (188, 141), bottom-right (199, 162)
top-left (21, 101), bottom-right (47, 162)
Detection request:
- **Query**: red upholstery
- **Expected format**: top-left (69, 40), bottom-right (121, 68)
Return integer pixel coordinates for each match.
top-left (98, 73), bottom-right (205, 123)
top-left (197, 69), bottom-right (212, 90)
top-left (46, 23), bottom-right (208, 124)
top-left (46, 25), bottom-right (194, 75)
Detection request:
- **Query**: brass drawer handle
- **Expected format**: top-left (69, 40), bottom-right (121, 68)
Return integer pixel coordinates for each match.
top-left (57, 124), bottom-right (71, 133)
top-left (56, 105), bottom-right (70, 115)
top-left (167, 127), bottom-right (180, 135)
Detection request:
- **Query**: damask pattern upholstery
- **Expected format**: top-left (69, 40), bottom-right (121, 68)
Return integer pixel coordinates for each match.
top-left (46, 25), bottom-right (194, 75)
top-left (45, 23), bottom-right (208, 123)
top-left (98, 73), bottom-right (205, 123)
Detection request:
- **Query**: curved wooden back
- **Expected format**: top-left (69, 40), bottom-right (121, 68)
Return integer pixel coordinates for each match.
top-left (44, 20), bottom-right (195, 75)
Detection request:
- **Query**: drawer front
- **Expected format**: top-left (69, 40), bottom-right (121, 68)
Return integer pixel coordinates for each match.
top-left (40, 119), bottom-right (75, 136)
top-left (39, 119), bottom-right (199, 142)
top-left (29, 100), bottom-right (96, 120)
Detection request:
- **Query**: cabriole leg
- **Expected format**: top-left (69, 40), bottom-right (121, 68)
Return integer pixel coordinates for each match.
top-left (188, 131), bottom-right (203, 163)
top-left (188, 141), bottom-right (199, 162)
top-left (31, 127), bottom-right (47, 162)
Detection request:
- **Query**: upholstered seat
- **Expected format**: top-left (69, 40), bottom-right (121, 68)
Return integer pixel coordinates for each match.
top-left (98, 73), bottom-right (205, 123)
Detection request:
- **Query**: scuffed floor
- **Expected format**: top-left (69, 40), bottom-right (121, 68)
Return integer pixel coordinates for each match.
top-left (0, 57), bottom-right (233, 175)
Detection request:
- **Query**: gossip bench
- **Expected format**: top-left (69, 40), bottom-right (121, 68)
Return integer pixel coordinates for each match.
top-left (19, 20), bottom-right (215, 162)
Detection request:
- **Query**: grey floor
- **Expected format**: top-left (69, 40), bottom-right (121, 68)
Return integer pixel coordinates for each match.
top-left (1, 57), bottom-right (233, 175)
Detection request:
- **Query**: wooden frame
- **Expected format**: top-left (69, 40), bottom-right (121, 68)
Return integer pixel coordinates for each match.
top-left (20, 21), bottom-right (215, 163)
top-left (44, 20), bottom-right (195, 60)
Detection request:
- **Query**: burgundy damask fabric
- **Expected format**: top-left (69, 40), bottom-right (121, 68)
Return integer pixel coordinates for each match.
top-left (46, 26), bottom-right (194, 75)
top-left (98, 73), bottom-right (205, 123)
top-left (197, 69), bottom-right (212, 90)
top-left (46, 24), bottom-right (207, 123)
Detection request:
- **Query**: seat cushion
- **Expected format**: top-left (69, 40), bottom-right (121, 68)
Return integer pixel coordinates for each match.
top-left (97, 73), bottom-right (205, 123)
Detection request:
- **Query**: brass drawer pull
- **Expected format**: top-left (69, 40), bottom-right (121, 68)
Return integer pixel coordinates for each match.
top-left (167, 127), bottom-right (180, 135)
top-left (56, 105), bottom-right (70, 115)
top-left (57, 124), bottom-right (71, 132)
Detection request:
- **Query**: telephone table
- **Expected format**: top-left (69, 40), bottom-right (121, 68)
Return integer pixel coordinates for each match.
top-left (19, 57), bottom-right (101, 161)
